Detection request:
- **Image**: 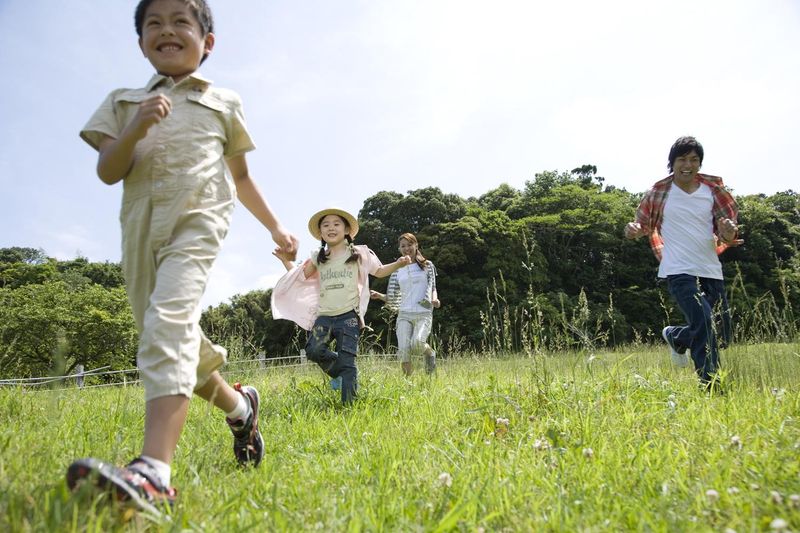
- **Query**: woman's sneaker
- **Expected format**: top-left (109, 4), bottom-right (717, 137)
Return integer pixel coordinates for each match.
top-left (66, 457), bottom-right (176, 516)
top-left (226, 383), bottom-right (264, 467)
top-left (662, 327), bottom-right (690, 367)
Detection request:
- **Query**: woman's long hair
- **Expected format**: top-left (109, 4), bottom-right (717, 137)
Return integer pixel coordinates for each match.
top-left (399, 232), bottom-right (427, 269)
top-left (317, 216), bottom-right (359, 264)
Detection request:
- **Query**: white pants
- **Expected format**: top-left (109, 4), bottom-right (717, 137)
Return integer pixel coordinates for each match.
top-left (395, 312), bottom-right (433, 363)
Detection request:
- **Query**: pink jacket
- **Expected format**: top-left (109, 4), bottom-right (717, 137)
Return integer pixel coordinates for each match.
top-left (271, 245), bottom-right (383, 331)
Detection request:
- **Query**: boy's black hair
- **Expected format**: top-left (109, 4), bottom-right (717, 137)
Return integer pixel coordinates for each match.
top-left (134, 0), bottom-right (215, 63)
top-left (668, 136), bottom-right (704, 172)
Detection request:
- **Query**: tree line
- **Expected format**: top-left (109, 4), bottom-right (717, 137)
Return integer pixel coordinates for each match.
top-left (2, 167), bottom-right (798, 379)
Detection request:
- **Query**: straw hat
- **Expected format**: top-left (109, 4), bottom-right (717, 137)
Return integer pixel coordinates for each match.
top-left (307, 207), bottom-right (359, 240)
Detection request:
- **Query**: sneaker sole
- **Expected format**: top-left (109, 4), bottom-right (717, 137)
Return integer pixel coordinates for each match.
top-left (66, 458), bottom-right (167, 517)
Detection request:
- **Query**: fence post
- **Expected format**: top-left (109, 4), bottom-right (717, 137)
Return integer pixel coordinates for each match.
top-left (75, 364), bottom-right (85, 388)
top-left (299, 349), bottom-right (307, 364)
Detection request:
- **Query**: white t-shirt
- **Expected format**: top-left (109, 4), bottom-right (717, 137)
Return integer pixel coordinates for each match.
top-left (396, 264), bottom-right (431, 314)
top-left (658, 183), bottom-right (723, 280)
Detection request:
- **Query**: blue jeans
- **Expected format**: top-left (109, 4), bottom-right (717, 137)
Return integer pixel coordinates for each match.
top-left (666, 274), bottom-right (731, 382)
top-left (305, 310), bottom-right (359, 404)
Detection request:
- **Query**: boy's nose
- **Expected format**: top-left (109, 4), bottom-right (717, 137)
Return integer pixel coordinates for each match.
top-left (160, 25), bottom-right (176, 36)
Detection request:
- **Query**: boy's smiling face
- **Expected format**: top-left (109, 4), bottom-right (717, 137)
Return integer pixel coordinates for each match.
top-left (139, 0), bottom-right (214, 83)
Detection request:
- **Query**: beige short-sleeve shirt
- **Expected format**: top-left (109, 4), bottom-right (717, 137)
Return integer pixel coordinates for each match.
top-left (80, 73), bottom-right (255, 205)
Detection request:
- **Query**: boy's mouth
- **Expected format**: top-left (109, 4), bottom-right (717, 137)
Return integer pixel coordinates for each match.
top-left (157, 43), bottom-right (183, 52)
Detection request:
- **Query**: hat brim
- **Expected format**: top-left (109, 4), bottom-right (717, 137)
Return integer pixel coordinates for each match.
top-left (308, 208), bottom-right (359, 240)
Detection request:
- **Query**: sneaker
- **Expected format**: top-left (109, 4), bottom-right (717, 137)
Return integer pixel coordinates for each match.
top-left (66, 457), bottom-right (176, 516)
top-left (662, 327), bottom-right (690, 368)
top-left (330, 376), bottom-right (342, 390)
top-left (226, 383), bottom-right (264, 467)
top-left (424, 352), bottom-right (437, 374)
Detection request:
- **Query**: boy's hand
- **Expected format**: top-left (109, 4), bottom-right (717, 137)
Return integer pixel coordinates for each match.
top-left (370, 290), bottom-right (383, 300)
top-left (130, 94), bottom-right (172, 138)
top-left (272, 247), bottom-right (297, 263)
top-left (271, 227), bottom-right (298, 256)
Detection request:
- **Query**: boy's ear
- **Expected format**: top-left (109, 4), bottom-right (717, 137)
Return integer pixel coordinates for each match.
top-left (204, 32), bottom-right (215, 56)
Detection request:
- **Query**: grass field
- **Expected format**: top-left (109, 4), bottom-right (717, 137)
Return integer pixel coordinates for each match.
top-left (2, 342), bottom-right (799, 532)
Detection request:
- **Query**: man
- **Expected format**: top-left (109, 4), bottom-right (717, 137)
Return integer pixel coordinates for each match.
top-left (625, 136), bottom-right (741, 388)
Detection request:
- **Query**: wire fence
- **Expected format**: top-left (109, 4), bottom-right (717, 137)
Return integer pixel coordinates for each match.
top-left (0, 353), bottom-right (400, 392)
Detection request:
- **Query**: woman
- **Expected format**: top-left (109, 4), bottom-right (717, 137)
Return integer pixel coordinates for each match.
top-left (371, 233), bottom-right (440, 375)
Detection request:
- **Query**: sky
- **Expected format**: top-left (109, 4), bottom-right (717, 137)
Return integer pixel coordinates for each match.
top-left (1, 0), bottom-right (798, 308)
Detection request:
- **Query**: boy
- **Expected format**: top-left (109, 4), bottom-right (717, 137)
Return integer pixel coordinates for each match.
top-left (67, 0), bottom-right (298, 515)
top-left (624, 136), bottom-right (740, 389)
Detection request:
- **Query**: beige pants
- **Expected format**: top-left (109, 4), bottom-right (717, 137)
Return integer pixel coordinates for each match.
top-left (121, 190), bottom-right (234, 401)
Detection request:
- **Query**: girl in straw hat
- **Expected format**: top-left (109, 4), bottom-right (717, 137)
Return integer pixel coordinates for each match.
top-left (272, 208), bottom-right (411, 403)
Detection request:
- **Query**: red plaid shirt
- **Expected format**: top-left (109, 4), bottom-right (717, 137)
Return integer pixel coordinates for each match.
top-left (635, 173), bottom-right (739, 261)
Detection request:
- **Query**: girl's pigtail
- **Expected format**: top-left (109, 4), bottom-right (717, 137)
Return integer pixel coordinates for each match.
top-left (345, 235), bottom-right (359, 263)
top-left (318, 238), bottom-right (328, 264)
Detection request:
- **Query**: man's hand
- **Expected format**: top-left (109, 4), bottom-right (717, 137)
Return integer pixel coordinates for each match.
top-left (624, 222), bottom-right (645, 240)
top-left (718, 218), bottom-right (740, 244)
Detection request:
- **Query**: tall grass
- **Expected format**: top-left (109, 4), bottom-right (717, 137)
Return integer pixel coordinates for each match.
top-left (1, 343), bottom-right (799, 531)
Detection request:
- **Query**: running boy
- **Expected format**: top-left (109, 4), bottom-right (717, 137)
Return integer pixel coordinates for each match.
top-left (67, 0), bottom-right (298, 515)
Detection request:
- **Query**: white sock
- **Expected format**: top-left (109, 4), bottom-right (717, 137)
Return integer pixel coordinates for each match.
top-left (138, 455), bottom-right (171, 487)
top-left (225, 393), bottom-right (249, 422)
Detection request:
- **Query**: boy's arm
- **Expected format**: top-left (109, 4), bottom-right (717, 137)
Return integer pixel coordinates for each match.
top-left (96, 94), bottom-right (173, 185)
top-left (374, 256), bottom-right (412, 278)
top-left (226, 154), bottom-right (298, 255)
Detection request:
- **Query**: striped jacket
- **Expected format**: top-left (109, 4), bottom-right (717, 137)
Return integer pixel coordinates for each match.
top-left (634, 174), bottom-right (739, 261)
top-left (385, 261), bottom-right (437, 313)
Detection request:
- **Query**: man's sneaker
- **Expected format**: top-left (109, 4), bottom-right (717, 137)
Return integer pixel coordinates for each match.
top-left (226, 383), bottom-right (264, 467)
top-left (66, 457), bottom-right (176, 516)
top-left (662, 327), bottom-right (690, 367)
top-left (330, 376), bottom-right (342, 390)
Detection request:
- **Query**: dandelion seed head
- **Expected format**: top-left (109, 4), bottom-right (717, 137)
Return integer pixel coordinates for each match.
top-left (770, 518), bottom-right (788, 531)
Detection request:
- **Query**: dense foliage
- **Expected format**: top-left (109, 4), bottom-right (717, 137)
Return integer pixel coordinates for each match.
top-left (1, 169), bottom-right (798, 377)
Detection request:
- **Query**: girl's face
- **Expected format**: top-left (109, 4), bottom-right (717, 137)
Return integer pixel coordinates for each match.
top-left (398, 238), bottom-right (417, 258)
top-left (319, 215), bottom-right (349, 246)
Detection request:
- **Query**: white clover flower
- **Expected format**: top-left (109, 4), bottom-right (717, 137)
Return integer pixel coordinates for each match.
top-left (438, 472), bottom-right (453, 488)
top-left (496, 417), bottom-right (510, 427)
top-left (770, 518), bottom-right (788, 531)
top-left (661, 483), bottom-right (669, 495)
top-left (668, 400), bottom-right (677, 410)
top-left (789, 494), bottom-right (800, 508)
top-left (750, 483), bottom-right (761, 491)
top-left (582, 448), bottom-right (594, 459)
top-left (771, 491), bottom-right (783, 504)
top-left (730, 435), bottom-right (742, 449)
top-left (533, 438), bottom-right (550, 451)
top-left (724, 528), bottom-right (737, 533)
top-left (705, 489), bottom-right (719, 502)
top-left (727, 487), bottom-right (740, 495)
